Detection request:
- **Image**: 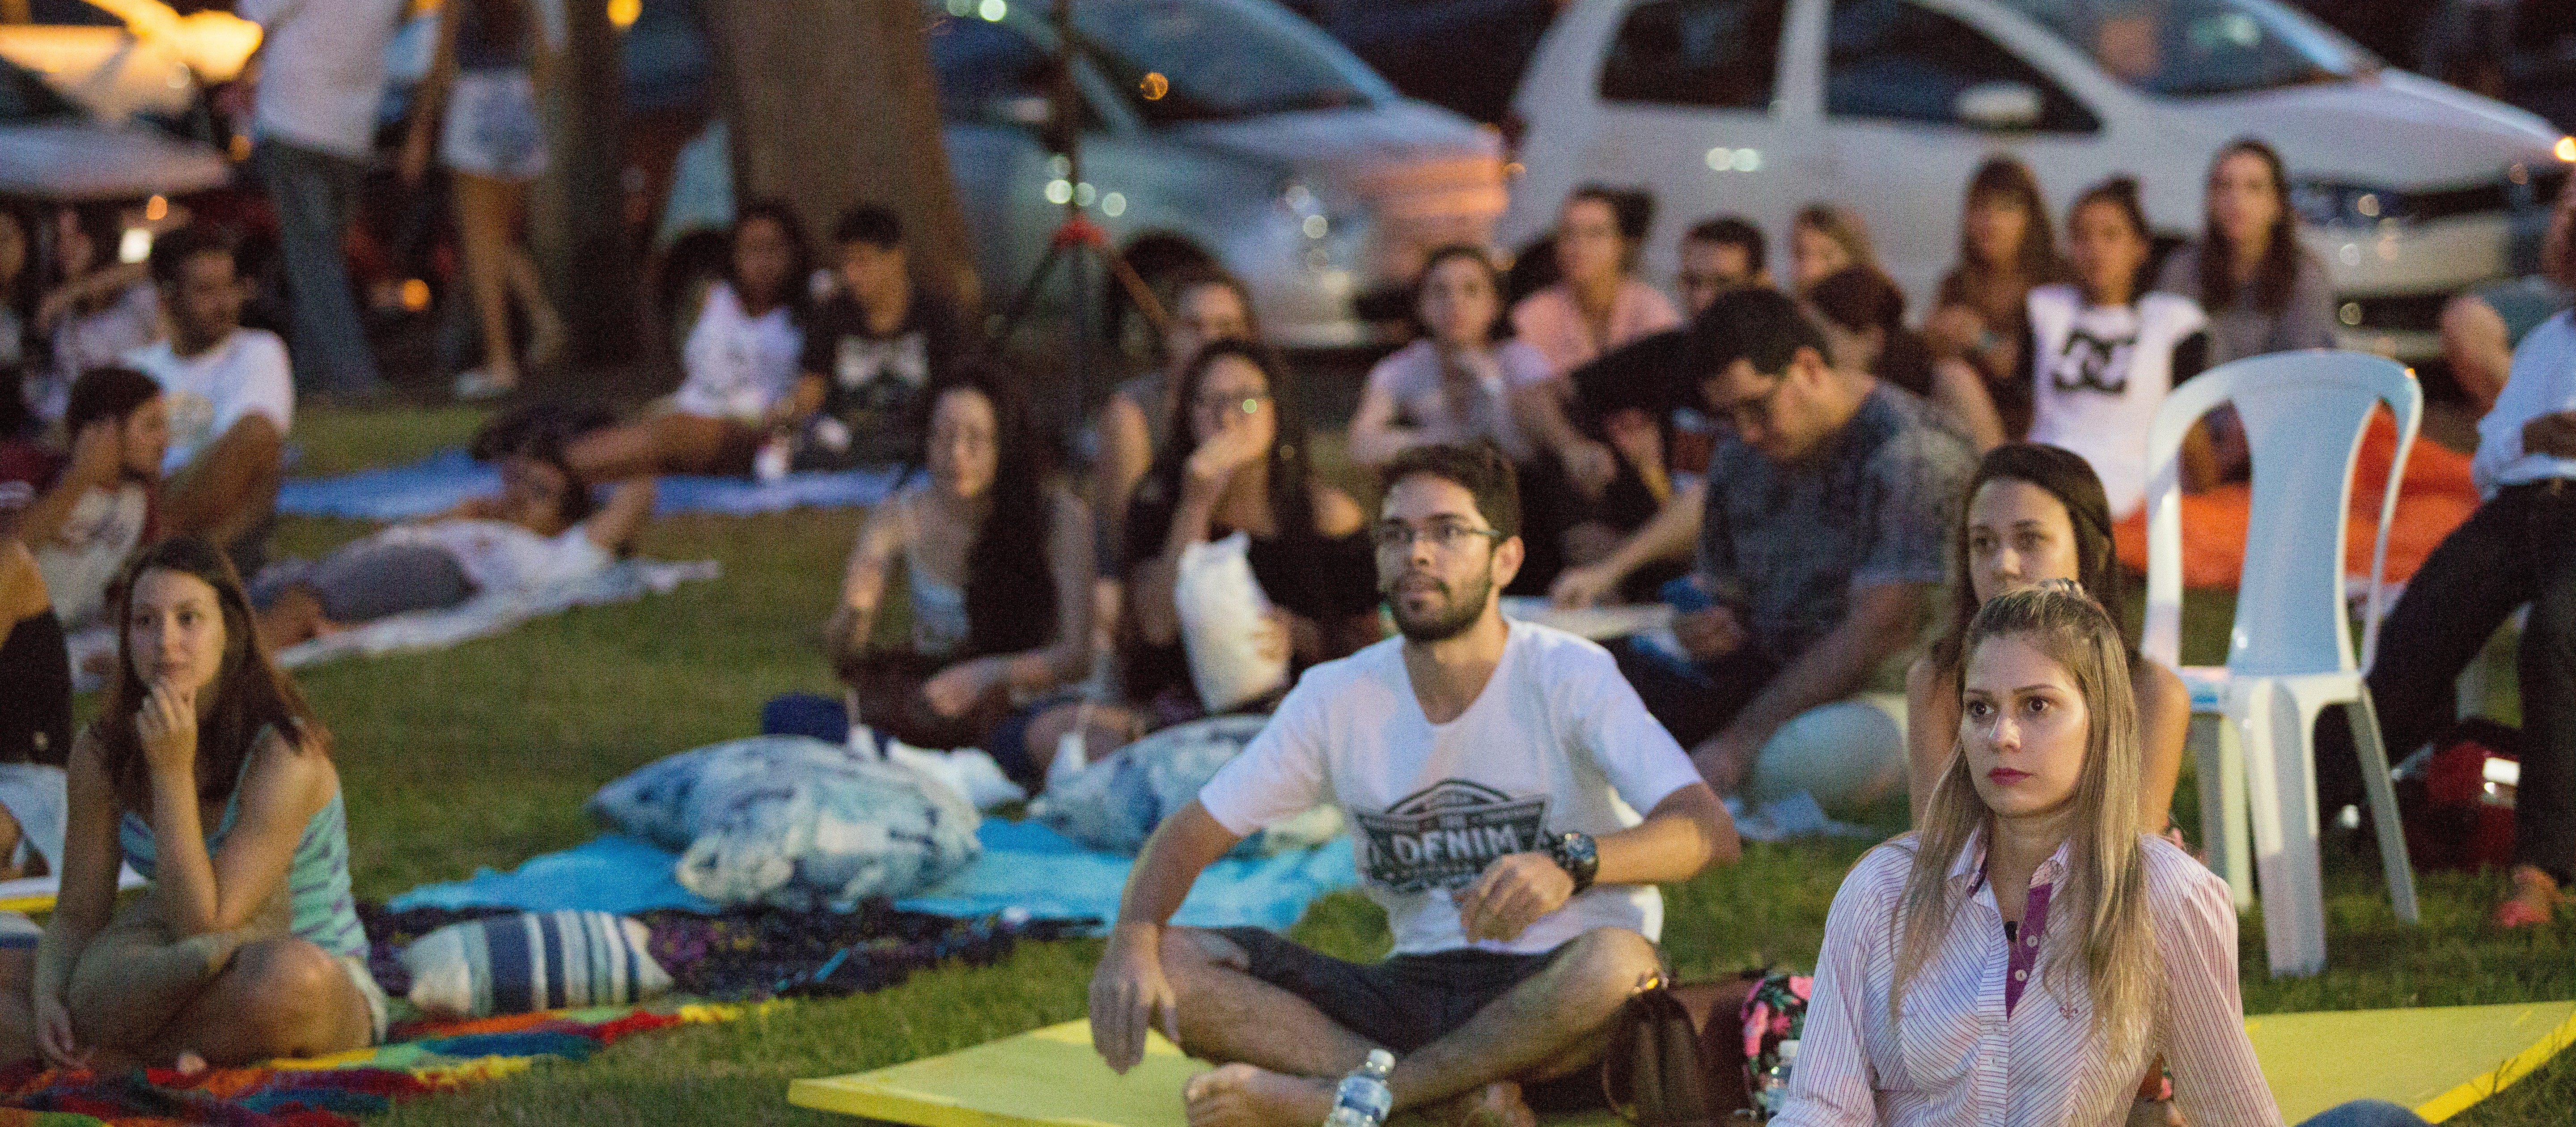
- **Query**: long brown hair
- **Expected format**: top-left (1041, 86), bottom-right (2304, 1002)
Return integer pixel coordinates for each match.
top-left (91, 538), bottom-right (326, 813)
top-left (2197, 138), bottom-right (2305, 316)
top-left (1897, 583), bottom-right (2158, 1061)
top-left (1959, 156), bottom-right (2063, 280)
top-left (1927, 444), bottom-right (2131, 680)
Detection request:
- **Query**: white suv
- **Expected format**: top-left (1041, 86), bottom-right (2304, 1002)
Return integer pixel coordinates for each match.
top-left (1501, 0), bottom-right (2572, 360)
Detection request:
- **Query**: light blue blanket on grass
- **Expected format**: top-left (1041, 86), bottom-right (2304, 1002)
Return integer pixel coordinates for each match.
top-left (277, 448), bottom-right (907, 521)
top-left (389, 820), bottom-right (1359, 932)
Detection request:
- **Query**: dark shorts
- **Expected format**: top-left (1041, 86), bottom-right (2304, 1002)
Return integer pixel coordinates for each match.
top-left (1212, 927), bottom-right (1624, 1109)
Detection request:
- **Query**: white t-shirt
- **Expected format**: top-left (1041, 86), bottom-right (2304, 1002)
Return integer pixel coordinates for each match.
top-left (35, 482), bottom-right (150, 628)
top-left (674, 283), bottom-right (805, 422)
top-left (2023, 285), bottom-right (2207, 519)
top-left (1199, 622), bottom-right (1703, 956)
top-left (126, 329), bottom-right (296, 477)
top-left (374, 518), bottom-right (611, 593)
top-left (240, 0), bottom-right (408, 159)
top-left (2473, 311), bottom-right (2576, 494)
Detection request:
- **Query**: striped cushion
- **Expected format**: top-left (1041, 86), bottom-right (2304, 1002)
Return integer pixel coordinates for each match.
top-left (400, 911), bottom-right (672, 1018)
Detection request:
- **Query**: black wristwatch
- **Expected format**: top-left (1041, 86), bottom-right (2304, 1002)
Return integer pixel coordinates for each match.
top-left (1547, 831), bottom-right (1599, 895)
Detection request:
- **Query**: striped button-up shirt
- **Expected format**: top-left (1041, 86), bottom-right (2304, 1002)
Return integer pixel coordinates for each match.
top-left (1774, 830), bottom-right (2282, 1127)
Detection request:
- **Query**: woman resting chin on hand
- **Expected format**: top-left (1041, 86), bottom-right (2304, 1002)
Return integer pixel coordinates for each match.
top-left (33, 538), bottom-right (382, 1072)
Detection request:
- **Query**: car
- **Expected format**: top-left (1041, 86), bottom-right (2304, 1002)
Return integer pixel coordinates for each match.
top-left (0, 3), bottom-right (247, 203)
top-left (1275, 0), bottom-right (1562, 124)
top-left (654, 0), bottom-right (1508, 351)
top-left (1501, 0), bottom-right (2573, 361)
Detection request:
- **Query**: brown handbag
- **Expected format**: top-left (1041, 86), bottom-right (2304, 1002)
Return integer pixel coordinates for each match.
top-left (1600, 974), bottom-right (1756, 1126)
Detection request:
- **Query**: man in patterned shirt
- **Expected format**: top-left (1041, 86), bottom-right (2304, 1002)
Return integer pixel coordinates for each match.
top-left (1552, 287), bottom-right (1975, 802)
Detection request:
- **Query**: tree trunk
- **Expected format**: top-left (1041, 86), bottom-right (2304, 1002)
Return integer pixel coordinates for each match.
top-left (532, 0), bottom-right (641, 372)
top-left (703, 0), bottom-right (979, 314)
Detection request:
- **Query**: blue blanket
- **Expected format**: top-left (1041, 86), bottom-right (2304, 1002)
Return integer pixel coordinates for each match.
top-left (278, 448), bottom-right (907, 520)
top-left (389, 821), bottom-right (1360, 932)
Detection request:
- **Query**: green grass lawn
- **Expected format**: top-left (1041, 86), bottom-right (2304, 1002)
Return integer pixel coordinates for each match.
top-left (245, 406), bottom-right (2576, 1123)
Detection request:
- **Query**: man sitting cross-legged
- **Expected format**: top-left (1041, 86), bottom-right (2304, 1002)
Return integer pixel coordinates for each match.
top-left (1088, 441), bottom-right (1740, 1127)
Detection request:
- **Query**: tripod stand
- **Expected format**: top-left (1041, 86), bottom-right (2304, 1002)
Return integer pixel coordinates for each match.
top-left (985, 0), bottom-right (1167, 415)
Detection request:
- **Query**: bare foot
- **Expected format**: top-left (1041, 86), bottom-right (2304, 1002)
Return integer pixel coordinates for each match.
top-left (1429, 1081), bottom-right (1535, 1127)
top-left (173, 1050), bottom-right (207, 1077)
top-left (1183, 1063), bottom-right (1335, 1127)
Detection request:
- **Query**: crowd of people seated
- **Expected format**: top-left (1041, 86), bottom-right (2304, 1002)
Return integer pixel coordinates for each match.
top-left (0, 126), bottom-right (2568, 1120)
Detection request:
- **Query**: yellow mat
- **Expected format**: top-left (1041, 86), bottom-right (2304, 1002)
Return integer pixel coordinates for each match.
top-left (792, 1003), bottom-right (2576, 1127)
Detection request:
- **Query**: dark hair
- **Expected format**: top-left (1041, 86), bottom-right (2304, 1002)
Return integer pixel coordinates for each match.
top-left (64, 366), bottom-right (161, 437)
top-left (730, 199), bottom-right (814, 316)
top-left (2072, 176), bottom-right (2155, 301)
top-left (57, 203), bottom-right (122, 282)
top-left (1568, 185), bottom-right (1654, 243)
top-left (471, 402), bottom-right (615, 525)
top-left (91, 538), bottom-right (327, 814)
top-left (0, 367), bottom-right (29, 441)
top-left (1960, 156), bottom-right (2061, 279)
top-left (833, 204), bottom-right (903, 250)
top-left (1807, 267), bottom-right (1934, 392)
top-left (1690, 286), bottom-right (1829, 379)
top-left (1381, 440), bottom-right (1521, 544)
top-left (1145, 339), bottom-right (1319, 542)
top-left (1928, 443), bottom-right (2132, 678)
top-left (147, 224), bottom-right (237, 291)
top-left (936, 362), bottom-right (1061, 659)
top-left (1685, 215), bottom-right (1767, 276)
top-left (2198, 138), bottom-right (2305, 317)
top-left (1410, 244), bottom-right (1505, 343)
top-left (1805, 266), bottom-right (1906, 337)
top-left (1160, 267), bottom-right (1266, 360)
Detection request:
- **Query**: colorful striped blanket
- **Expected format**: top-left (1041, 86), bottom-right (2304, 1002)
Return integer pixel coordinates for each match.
top-left (0, 1001), bottom-right (765, 1126)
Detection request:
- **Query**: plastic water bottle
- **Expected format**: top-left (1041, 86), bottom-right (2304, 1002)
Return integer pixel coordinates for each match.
top-left (1321, 1049), bottom-right (1395, 1127)
top-left (1758, 1039), bottom-right (1799, 1117)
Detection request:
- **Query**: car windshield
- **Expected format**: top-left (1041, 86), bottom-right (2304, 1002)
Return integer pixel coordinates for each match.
top-left (1068, 0), bottom-right (1374, 122)
top-left (1993, 0), bottom-right (2370, 97)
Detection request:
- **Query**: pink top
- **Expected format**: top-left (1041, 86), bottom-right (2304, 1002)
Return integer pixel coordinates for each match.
top-left (1508, 279), bottom-right (1682, 377)
top-left (1775, 830), bottom-right (2282, 1127)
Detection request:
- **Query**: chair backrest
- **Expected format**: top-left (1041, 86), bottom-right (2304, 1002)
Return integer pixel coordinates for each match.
top-left (2139, 351), bottom-right (2420, 679)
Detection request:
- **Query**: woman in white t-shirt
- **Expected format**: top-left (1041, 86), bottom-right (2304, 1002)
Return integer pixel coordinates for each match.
top-left (2021, 178), bottom-right (2215, 520)
top-left (1349, 246), bottom-right (1551, 467)
top-left (253, 424), bottom-right (653, 650)
top-left (566, 202), bottom-right (809, 481)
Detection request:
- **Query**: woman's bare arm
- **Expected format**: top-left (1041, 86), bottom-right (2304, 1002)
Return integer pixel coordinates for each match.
top-left (150, 729), bottom-right (333, 938)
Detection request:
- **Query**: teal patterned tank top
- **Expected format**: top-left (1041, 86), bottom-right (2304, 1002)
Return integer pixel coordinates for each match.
top-left (116, 729), bottom-right (368, 961)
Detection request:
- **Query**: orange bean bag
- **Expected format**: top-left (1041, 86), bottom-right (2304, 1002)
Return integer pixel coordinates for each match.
top-left (2113, 411), bottom-right (2482, 590)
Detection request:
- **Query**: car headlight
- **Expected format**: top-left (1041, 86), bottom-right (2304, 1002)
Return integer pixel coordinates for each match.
top-left (2291, 181), bottom-right (2409, 229)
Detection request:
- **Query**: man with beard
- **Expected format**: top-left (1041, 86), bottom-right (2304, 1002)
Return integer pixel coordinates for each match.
top-left (1088, 441), bottom-right (1738, 1127)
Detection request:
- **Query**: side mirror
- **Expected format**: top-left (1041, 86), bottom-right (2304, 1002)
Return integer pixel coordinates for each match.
top-left (1954, 80), bottom-right (2042, 131)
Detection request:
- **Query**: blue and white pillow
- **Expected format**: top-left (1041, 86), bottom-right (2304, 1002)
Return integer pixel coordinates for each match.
top-left (400, 910), bottom-right (672, 1018)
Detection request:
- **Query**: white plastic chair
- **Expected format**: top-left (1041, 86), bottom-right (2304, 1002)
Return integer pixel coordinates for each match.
top-left (2138, 351), bottom-right (2422, 979)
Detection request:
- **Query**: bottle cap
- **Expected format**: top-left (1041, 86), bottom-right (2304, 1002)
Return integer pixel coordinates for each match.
top-left (1365, 1049), bottom-right (1394, 1071)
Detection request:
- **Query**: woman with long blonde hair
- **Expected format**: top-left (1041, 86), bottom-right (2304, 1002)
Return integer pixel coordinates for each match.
top-left (1775, 581), bottom-right (2279, 1126)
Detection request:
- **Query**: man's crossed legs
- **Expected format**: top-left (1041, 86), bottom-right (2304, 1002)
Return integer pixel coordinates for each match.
top-left (1156, 924), bottom-right (1660, 1127)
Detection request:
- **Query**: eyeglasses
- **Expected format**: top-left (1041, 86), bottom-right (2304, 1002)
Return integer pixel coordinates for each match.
top-left (1193, 390), bottom-right (1271, 417)
top-left (1372, 517), bottom-right (1504, 555)
top-left (1710, 376), bottom-right (1788, 434)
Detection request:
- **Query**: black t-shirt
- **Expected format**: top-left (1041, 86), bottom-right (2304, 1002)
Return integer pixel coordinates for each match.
top-left (1564, 327), bottom-right (1700, 433)
top-left (797, 288), bottom-right (967, 468)
top-left (1118, 479), bottom-right (1381, 709)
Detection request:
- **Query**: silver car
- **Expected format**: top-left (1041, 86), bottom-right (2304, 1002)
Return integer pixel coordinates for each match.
top-left (660, 0), bottom-right (1508, 350)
